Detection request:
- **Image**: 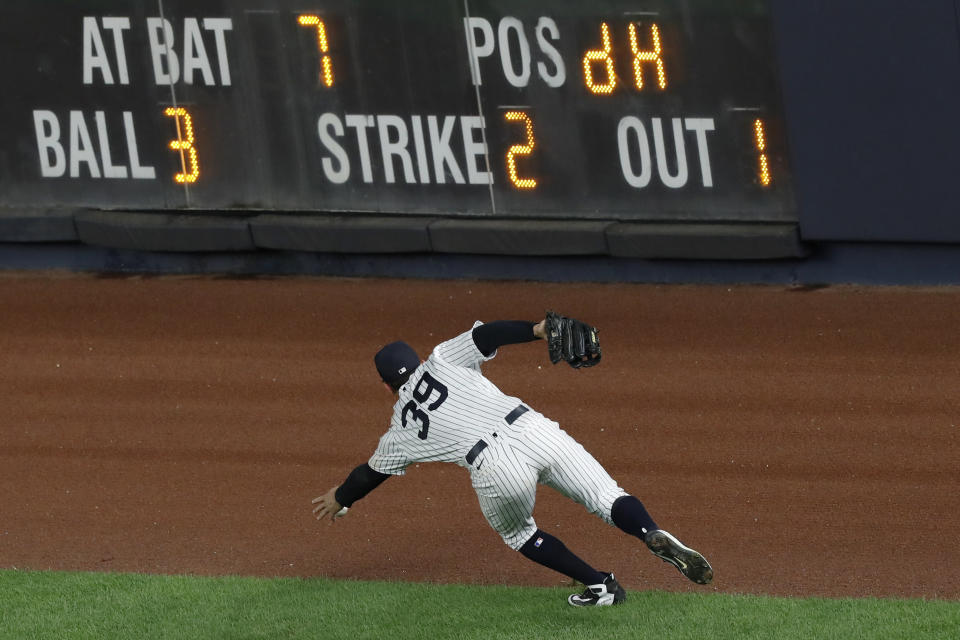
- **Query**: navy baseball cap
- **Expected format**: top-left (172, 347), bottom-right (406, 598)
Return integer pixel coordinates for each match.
top-left (374, 341), bottom-right (420, 384)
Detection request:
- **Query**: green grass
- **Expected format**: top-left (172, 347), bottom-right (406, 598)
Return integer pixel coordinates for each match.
top-left (1, 570), bottom-right (958, 640)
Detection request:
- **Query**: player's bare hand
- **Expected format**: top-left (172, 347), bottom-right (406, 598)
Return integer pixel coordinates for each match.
top-left (312, 487), bottom-right (346, 523)
top-left (533, 319), bottom-right (547, 339)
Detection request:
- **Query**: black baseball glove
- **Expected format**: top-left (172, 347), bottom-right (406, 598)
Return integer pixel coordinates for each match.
top-left (545, 311), bottom-right (601, 369)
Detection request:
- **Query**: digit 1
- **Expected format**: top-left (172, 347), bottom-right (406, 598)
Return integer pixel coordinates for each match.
top-left (582, 22), bottom-right (617, 95)
top-left (163, 107), bottom-right (200, 184)
top-left (298, 15), bottom-right (334, 87)
top-left (753, 119), bottom-right (772, 186)
top-left (504, 111), bottom-right (538, 189)
top-left (628, 23), bottom-right (667, 90)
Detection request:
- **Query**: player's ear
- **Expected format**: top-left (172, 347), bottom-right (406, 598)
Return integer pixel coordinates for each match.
top-left (382, 382), bottom-right (394, 394)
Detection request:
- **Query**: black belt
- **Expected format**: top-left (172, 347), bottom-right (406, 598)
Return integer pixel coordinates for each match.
top-left (466, 405), bottom-right (529, 466)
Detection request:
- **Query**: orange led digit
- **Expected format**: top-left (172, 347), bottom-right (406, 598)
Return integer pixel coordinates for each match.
top-left (753, 118), bottom-right (771, 186)
top-left (628, 22), bottom-right (667, 90)
top-left (163, 107), bottom-right (200, 184)
top-left (582, 22), bottom-right (617, 95)
top-left (504, 111), bottom-right (537, 189)
top-left (298, 14), bottom-right (334, 87)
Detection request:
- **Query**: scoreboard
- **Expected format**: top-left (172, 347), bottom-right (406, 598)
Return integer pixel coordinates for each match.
top-left (0, 0), bottom-right (795, 224)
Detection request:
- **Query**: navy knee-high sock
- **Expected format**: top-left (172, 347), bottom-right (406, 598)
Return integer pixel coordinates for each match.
top-left (519, 530), bottom-right (606, 586)
top-left (611, 495), bottom-right (659, 538)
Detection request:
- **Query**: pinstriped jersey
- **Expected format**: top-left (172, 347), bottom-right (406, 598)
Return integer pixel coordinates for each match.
top-left (368, 321), bottom-right (524, 475)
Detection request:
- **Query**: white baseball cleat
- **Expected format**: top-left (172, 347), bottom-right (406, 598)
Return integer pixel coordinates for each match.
top-left (567, 573), bottom-right (627, 607)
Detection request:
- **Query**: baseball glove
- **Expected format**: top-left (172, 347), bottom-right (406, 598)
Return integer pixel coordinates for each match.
top-left (545, 311), bottom-right (601, 369)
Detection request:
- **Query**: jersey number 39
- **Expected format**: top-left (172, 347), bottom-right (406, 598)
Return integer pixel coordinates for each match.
top-left (400, 372), bottom-right (448, 440)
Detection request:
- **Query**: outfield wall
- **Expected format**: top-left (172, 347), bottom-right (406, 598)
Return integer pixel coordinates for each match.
top-left (1, 0), bottom-right (958, 284)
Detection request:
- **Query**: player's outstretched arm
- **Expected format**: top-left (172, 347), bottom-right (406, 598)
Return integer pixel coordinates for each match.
top-left (471, 320), bottom-right (544, 356)
top-left (312, 462), bottom-right (391, 523)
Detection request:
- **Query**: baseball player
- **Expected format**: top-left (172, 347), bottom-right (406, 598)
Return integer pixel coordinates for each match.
top-left (312, 314), bottom-right (713, 606)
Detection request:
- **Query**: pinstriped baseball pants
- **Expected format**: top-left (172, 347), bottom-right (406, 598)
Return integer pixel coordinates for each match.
top-left (469, 416), bottom-right (629, 550)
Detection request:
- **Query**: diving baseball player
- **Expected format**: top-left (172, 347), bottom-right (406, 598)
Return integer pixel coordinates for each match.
top-left (312, 313), bottom-right (713, 606)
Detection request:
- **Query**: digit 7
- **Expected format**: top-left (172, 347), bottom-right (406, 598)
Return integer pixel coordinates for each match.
top-left (298, 15), bottom-right (335, 87)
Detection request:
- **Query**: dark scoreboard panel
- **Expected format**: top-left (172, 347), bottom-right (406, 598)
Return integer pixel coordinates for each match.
top-left (0, 0), bottom-right (795, 222)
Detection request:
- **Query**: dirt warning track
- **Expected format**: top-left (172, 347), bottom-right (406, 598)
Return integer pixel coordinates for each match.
top-left (1, 273), bottom-right (957, 600)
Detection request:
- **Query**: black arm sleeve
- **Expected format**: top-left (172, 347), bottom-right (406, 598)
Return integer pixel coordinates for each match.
top-left (472, 320), bottom-right (538, 357)
top-left (334, 463), bottom-right (391, 508)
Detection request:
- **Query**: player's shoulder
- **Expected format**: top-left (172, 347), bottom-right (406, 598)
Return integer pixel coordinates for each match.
top-left (433, 321), bottom-right (485, 360)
